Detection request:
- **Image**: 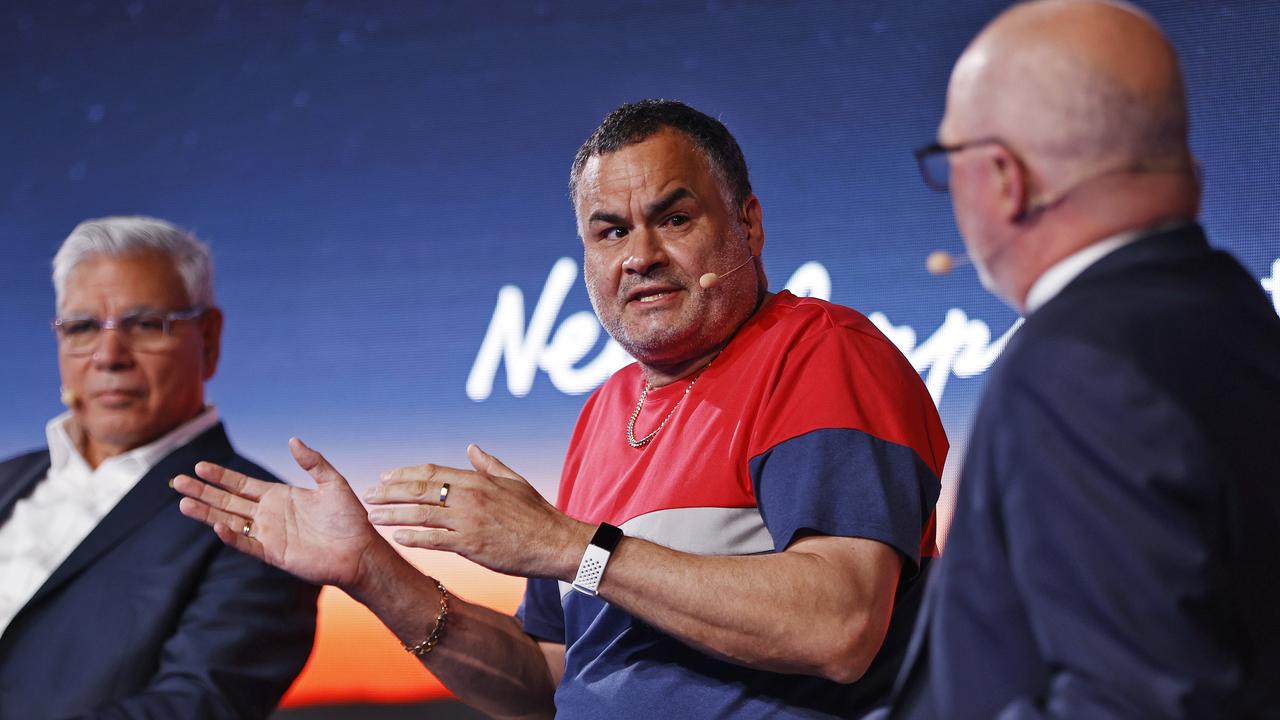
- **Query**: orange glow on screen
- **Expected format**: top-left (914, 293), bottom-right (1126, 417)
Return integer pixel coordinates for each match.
top-left (279, 547), bottom-right (526, 707)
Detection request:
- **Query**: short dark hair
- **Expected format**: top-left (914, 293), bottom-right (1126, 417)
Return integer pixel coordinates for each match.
top-left (569, 99), bottom-right (752, 209)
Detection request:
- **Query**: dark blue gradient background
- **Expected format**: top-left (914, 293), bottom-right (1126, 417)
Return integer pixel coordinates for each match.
top-left (2, 0), bottom-right (1277, 558)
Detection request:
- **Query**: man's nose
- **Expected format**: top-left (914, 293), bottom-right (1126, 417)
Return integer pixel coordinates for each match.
top-left (90, 327), bottom-right (135, 369)
top-left (621, 228), bottom-right (669, 276)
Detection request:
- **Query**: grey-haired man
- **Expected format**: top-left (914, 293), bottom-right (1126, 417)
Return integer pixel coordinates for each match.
top-left (0, 216), bottom-right (318, 719)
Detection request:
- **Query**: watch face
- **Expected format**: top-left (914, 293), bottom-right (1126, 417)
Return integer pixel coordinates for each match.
top-left (591, 522), bottom-right (624, 553)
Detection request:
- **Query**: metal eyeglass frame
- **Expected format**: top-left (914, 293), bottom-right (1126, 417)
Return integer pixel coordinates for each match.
top-left (52, 307), bottom-right (208, 355)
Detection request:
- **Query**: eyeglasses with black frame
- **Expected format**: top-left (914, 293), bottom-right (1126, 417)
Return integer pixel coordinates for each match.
top-left (52, 308), bottom-right (207, 355)
top-left (913, 137), bottom-right (1009, 192)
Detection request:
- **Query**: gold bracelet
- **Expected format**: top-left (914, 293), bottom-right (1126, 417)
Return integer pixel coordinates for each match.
top-left (402, 580), bottom-right (449, 657)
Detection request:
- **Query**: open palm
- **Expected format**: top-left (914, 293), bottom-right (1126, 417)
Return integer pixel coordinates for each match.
top-left (174, 437), bottom-right (386, 589)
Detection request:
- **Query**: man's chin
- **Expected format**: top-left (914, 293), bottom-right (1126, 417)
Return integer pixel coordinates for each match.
top-left (79, 417), bottom-right (156, 453)
top-left (614, 329), bottom-right (712, 368)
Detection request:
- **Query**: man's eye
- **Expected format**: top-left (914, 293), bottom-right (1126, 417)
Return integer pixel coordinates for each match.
top-left (666, 214), bottom-right (689, 227)
top-left (61, 320), bottom-right (97, 336)
top-left (126, 316), bottom-right (167, 333)
top-left (603, 227), bottom-right (629, 240)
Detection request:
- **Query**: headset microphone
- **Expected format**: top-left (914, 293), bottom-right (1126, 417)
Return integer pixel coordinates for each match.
top-left (699, 255), bottom-right (756, 289)
top-left (925, 250), bottom-right (971, 276)
top-left (60, 386), bottom-right (78, 407)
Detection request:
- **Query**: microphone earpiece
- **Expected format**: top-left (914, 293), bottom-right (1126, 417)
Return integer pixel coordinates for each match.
top-left (926, 250), bottom-right (970, 276)
top-left (60, 386), bottom-right (78, 407)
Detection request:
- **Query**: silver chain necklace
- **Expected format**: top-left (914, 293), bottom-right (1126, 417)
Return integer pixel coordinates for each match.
top-left (625, 357), bottom-right (715, 449)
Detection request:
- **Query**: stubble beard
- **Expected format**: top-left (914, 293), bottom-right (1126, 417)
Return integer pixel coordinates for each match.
top-left (584, 226), bottom-right (752, 366)
top-left (586, 266), bottom-right (703, 364)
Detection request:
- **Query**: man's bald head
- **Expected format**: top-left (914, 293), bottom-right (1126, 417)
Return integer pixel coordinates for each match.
top-left (938, 0), bottom-right (1200, 310)
top-left (945, 0), bottom-right (1191, 181)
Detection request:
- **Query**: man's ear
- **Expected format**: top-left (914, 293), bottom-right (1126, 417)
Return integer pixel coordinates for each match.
top-left (200, 307), bottom-right (223, 381)
top-left (740, 194), bottom-right (765, 256)
top-left (991, 150), bottom-right (1030, 223)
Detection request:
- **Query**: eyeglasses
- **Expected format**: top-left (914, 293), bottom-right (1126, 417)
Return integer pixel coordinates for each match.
top-left (52, 308), bottom-right (207, 355)
top-left (916, 137), bottom-right (1203, 204)
top-left (913, 137), bottom-right (1009, 192)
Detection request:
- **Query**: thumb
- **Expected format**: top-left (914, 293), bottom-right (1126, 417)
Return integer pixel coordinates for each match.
top-left (289, 437), bottom-right (349, 487)
top-left (468, 443), bottom-right (523, 482)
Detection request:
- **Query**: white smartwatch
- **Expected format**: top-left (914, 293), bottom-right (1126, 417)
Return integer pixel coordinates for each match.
top-left (571, 522), bottom-right (623, 596)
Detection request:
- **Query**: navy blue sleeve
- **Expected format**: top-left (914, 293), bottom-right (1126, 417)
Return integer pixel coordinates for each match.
top-left (749, 427), bottom-right (941, 573)
top-left (517, 577), bottom-right (565, 644)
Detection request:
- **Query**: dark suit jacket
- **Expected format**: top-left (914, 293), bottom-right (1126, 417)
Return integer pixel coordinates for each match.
top-left (885, 224), bottom-right (1280, 719)
top-left (0, 423), bottom-right (320, 719)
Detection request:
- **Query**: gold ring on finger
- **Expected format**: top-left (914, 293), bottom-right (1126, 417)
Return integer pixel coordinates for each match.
top-left (439, 483), bottom-right (450, 507)
top-left (242, 519), bottom-right (254, 538)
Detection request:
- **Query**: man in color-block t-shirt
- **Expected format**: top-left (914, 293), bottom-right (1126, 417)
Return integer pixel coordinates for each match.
top-left (522, 288), bottom-right (945, 717)
top-left (174, 99), bottom-right (946, 719)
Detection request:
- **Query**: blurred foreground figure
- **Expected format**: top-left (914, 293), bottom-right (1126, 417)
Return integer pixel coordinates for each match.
top-left (174, 100), bottom-right (948, 718)
top-left (888, 1), bottom-right (1280, 717)
top-left (0, 217), bottom-right (317, 719)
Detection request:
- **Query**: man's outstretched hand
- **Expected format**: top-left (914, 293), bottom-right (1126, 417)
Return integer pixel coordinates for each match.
top-left (173, 437), bottom-right (389, 591)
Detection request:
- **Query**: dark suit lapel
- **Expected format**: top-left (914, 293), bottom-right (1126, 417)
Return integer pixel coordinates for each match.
top-left (26, 423), bottom-right (236, 608)
top-left (0, 453), bottom-right (51, 523)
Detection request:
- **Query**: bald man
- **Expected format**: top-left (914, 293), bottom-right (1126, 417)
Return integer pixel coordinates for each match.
top-left (884, 1), bottom-right (1280, 718)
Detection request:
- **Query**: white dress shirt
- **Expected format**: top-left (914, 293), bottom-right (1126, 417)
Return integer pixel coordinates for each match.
top-left (0, 407), bottom-right (219, 636)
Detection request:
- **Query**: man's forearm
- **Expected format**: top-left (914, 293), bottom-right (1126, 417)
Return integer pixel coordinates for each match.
top-left (348, 544), bottom-right (557, 720)
top-left (362, 449), bottom-right (903, 686)
top-left (587, 534), bottom-right (901, 684)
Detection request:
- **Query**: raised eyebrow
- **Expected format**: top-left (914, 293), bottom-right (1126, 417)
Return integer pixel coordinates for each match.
top-left (586, 187), bottom-right (696, 229)
top-left (643, 187), bottom-right (694, 222)
top-left (587, 210), bottom-right (629, 227)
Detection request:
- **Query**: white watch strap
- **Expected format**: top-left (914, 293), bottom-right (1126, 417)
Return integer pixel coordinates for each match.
top-left (571, 542), bottom-right (613, 596)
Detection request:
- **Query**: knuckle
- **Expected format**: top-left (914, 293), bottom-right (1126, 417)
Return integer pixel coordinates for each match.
top-left (409, 481), bottom-right (429, 499)
top-left (415, 505), bottom-right (433, 524)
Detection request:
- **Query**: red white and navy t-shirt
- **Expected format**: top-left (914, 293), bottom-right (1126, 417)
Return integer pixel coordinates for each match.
top-left (519, 291), bottom-right (947, 718)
